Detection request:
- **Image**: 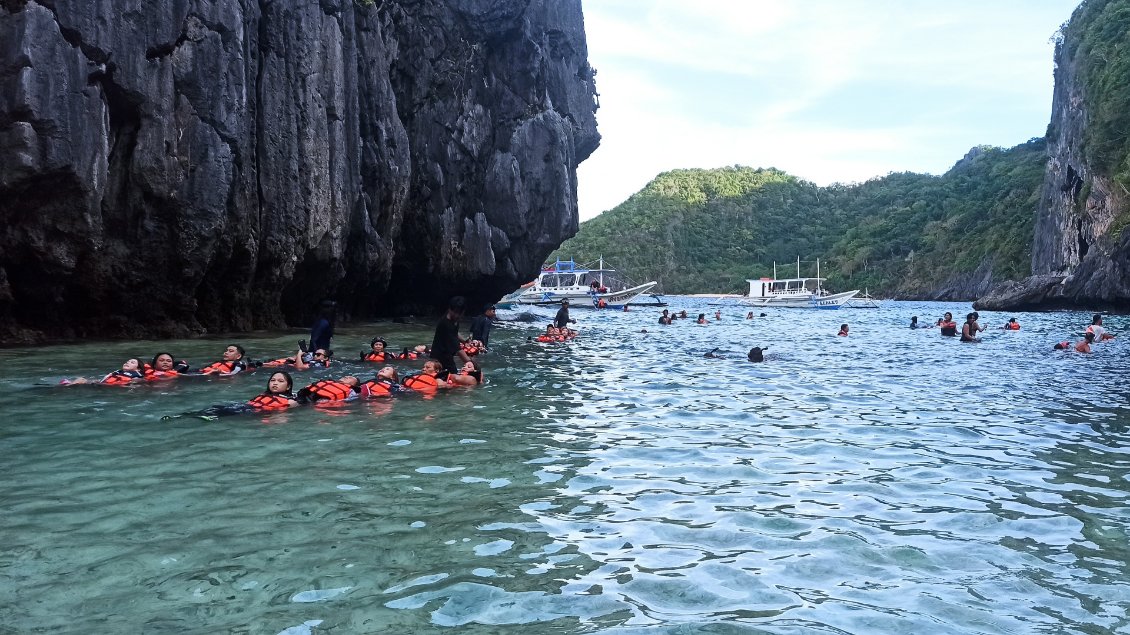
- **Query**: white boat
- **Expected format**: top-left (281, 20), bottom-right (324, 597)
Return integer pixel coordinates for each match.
top-left (499, 257), bottom-right (658, 308)
top-left (743, 258), bottom-right (858, 310)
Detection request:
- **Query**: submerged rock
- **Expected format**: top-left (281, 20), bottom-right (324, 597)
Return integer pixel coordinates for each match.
top-left (0, 0), bottom-right (600, 343)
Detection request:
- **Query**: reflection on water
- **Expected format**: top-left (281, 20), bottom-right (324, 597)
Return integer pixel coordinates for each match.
top-left (1, 300), bottom-right (1128, 633)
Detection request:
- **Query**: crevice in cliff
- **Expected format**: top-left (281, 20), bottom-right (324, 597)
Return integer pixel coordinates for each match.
top-left (254, 0), bottom-right (269, 241)
top-left (145, 33), bottom-right (188, 61)
top-left (34, 0), bottom-right (111, 64)
top-left (90, 63), bottom-right (142, 238)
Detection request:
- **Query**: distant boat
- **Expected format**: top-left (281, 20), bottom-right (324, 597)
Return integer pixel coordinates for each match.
top-left (498, 257), bottom-right (658, 308)
top-left (844, 289), bottom-right (882, 309)
top-left (743, 258), bottom-right (858, 310)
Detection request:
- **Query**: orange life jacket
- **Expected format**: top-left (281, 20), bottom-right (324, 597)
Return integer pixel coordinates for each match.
top-left (360, 379), bottom-right (397, 397)
top-left (248, 393), bottom-right (293, 410)
top-left (198, 360), bottom-right (244, 375)
top-left (535, 335), bottom-right (555, 343)
top-left (402, 373), bottom-right (438, 392)
top-left (1006, 323), bottom-right (1020, 330)
top-left (143, 366), bottom-right (179, 381)
top-left (398, 351), bottom-right (419, 360)
top-left (260, 357), bottom-right (295, 368)
top-left (303, 380), bottom-right (355, 402)
top-left (363, 351), bottom-right (391, 362)
top-left (461, 342), bottom-right (480, 356)
top-left (101, 370), bottom-right (142, 385)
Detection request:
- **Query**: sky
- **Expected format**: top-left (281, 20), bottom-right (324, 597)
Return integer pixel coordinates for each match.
top-left (575, 0), bottom-right (1082, 221)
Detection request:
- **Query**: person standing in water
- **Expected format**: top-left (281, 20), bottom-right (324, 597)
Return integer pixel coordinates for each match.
top-left (554, 299), bottom-right (576, 330)
top-left (1086, 314), bottom-right (1116, 341)
top-left (469, 305), bottom-right (497, 350)
top-left (961, 313), bottom-right (984, 342)
top-left (309, 300), bottom-right (336, 352)
top-left (838, 324), bottom-right (849, 336)
top-left (431, 296), bottom-right (470, 373)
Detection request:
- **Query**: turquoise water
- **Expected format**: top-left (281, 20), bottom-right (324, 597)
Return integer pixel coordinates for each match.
top-left (2, 299), bottom-right (1128, 634)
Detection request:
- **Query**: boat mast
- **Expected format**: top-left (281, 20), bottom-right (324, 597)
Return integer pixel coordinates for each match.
top-left (816, 257), bottom-right (822, 293)
top-left (796, 255), bottom-right (801, 279)
top-left (599, 255), bottom-right (604, 289)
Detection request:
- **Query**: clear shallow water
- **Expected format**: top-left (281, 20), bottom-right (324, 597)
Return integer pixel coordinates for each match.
top-left (1, 299), bottom-right (1128, 634)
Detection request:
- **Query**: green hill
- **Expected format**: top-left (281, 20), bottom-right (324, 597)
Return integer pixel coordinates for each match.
top-left (555, 139), bottom-right (1047, 298)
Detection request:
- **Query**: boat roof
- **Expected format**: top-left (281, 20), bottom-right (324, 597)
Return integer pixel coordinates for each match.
top-left (746, 277), bottom-right (826, 283)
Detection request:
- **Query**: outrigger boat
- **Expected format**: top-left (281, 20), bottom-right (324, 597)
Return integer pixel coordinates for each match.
top-left (743, 258), bottom-right (859, 310)
top-left (499, 257), bottom-right (659, 308)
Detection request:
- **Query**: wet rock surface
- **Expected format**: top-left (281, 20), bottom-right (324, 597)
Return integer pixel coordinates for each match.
top-left (0, 0), bottom-right (599, 343)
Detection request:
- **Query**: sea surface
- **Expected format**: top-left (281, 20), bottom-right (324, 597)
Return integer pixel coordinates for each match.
top-left (1, 298), bottom-right (1128, 634)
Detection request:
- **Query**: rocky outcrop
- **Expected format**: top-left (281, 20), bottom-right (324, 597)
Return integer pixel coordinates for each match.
top-left (977, 0), bottom-right (1130, 312)
top-left (0, 0), bottom-right (599, 343)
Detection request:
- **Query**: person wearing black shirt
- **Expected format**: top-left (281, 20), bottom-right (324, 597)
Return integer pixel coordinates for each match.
top-left (430, 296), bottom-right (470, 373)
top-left (554, 299), bottom-right (576, 329)
top-left (469, 305), bottom-right (496, 349)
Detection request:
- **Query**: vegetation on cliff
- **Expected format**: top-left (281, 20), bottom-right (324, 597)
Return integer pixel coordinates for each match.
top-left (555, 139), bottom-right (1047, 298)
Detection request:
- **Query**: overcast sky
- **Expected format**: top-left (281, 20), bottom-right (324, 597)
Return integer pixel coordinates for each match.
top-left (575, 0), bottom-right (1081, 221)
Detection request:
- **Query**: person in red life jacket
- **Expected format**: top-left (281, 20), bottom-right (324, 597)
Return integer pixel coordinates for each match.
top-left (61, 358), bottom-right (145, 385)
top-left (260, 347), bottom-right (314, 370)
top-left (296, 376), bottom-right (360, 404)
top-left (362, 337), bottom-right (393, 362)
top-left (938, 312), bottom-right (958, 337)
top-left (837, 324), bottom-right (849, 337)
top-left (193, 345), bottom-right (248, 376)
top-left (447, 360), bottom-right (484, 387)
top-left (460, 339), bottom-right (484, 357)
top-left (397, 344), bottom-right (430, 360)
top-left (401, 360), bottom-right (449, 393)
top-left (358, 366), bottom-right (409, 397)
top-left (143, 352), bottom-right (190, 380)
top-left (535, 324), bottom-right (560, 343)
top-left (1002, 318), bottom-right (1021, 330)
top-left (247, 372), bottom-right (299, 410)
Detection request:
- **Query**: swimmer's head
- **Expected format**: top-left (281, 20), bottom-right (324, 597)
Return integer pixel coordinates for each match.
top-left (122, 358), bottom-right (141, 371)
top-left (377, 366), bottom-right (399, 382)
top-left (223, 344), bottom-right (245, 361)
top-left (340, 376), bottom-right (360, 387)
top-left (370, 337), bottom-right (387, 351)
top-left (151, 352), bottom-right (175, 371)
top-left (268, 371), bottom-right (293, 393)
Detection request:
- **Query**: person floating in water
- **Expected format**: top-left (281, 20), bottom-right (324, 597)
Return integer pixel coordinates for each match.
top-left (838, 324), bottom-right (849, 337)
top-left (696, 313), bottom-right (708, 324)
top-left (61, 358), bottom-right (146, 385)
top-left (260, 347), bottom-right (315, 370)
top-left (747, 346), bottom-right (765, 362)
top-left (1086, 314), bottom-right (1116, 341)
top-left (143, 352), bottom-right (190, 380)
top-left (358, 366), bottom-right (409, 397)
top-left (1002, 318), bottom-right (1020, 330)
top-left (168, 371), bottom-right (299, 419)
top-left (297, 376), bottom-right (360, 404)
top-left (193, 345), bottom-right (248, 376)
top-left (362, 338), bottom-right (393, 362)
top-left (446, 360), bottom-right (484, 387)
top-left (402, 359), bottom-right (449, 393)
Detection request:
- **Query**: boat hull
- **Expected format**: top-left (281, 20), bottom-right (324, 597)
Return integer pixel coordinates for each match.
top-left (501, 281), bottom-right (659, 308)
top-left (743, 289), bottom-right (859, 309)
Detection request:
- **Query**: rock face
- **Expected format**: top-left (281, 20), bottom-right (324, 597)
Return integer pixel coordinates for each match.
top-left (977, 0), bottom-right (1130, 312)
top-left (0, 0), bottom-right (599, 342)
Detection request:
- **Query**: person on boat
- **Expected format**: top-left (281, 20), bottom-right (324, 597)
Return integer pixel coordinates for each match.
top-left (960, 313), bottom-right (984, 342)
top-left (554, 299), bottom-right (576, 330)
top-left (193, 345), bottom-right (248, 376)
top-left (747, 347), bottom-right (765, 362)
top-left (358, 366), bottom-right (409, 398)
top-left (61, 358), bottom-right (146, 385)
top-left (362, 337), bottom-right (394, 362)
top-left (1075, 331), bottom-right (1096, 353)
top-left (1002, 318), bottom-right (1021, 330)
top-left (910, 316), bottom-right (919, 329)
top-left (431, 295), bottom-right (470, 373)
top-left (658, 309), bottom-right (671, 325)
top-left (248, 372), bottom-right (300, 410)
top-left (402, 359), bottom-right (449, 393)
top-left (696, 313), bottom-right (708, 324)
top-left (469, 305), bottom-right (496, 349)
top-left (1086, 314), bottom-right (1116, 341)
top-left (447, 359), bottom-right (484, 387)
top-left (939, 312), bottom-right (958, 337)
top-left (144, 352), bottom-right (190, 380)
top-left (260, 347), bottom-right (316, 370)
top-left (309, 300), bottom-right (336, 352)
top-left (397, 344), bottom-right (430, 360)
top-left (837, 324), bottom-right (849, 337)
top-left (296, 376), bottom-right (361, 404)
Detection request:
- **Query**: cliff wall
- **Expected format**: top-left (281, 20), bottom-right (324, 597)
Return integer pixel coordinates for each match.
top-left (0, 0), bottom-right (599, 342)
top-left (977, 0), bottom-right (1130, 311)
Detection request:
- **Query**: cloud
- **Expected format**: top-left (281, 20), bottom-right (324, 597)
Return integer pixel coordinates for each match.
top-left (577, 0), bottom-right (1079, 220)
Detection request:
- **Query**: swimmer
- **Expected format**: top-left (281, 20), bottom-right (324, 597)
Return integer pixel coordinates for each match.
top-left (838, 324), bottom-right (849, 337)
top-left (746, 311), bottom-right (754, 319)
top-left (194, 345), bottom-right (248, 375)
top-left (1086, 314), bottom-right (1116, 341)
top-left (144, 352), bottom-right (190, 380)
top-left (402, 359), bottom-right (449, 392)
top-left (248, 372), bottom-right (300, 410)
top-left (1075, 331), bottom-right (1096, 353)
top-left (910, 316), bottom-right (919, 329)
top-left (714, 309), bottom-right (722, 321)
top-left (939, 312), bottom-right (957, 337)
top-left (296, 376), bottom-right (361, 404)
top-left (358, 366), bottom-right (409, 397)
top-left (960, 313), bottom-right (983, 343)
top-left (1002, 318), bottom-right (1020, 330)
top-left (260, 347), bottom-right (313, 370)
top-left (747, 346), bottom-right (765, 362)
top-left (362, 337), bottom-right (393, 362)
top-left (697, 313), bottom-right (708, 325)
top-left (704, 347), bottom-right (723, 359)
top-left (447, 359), bottom-right (484, 387)
top-left (62, 358), bottom-right (145, 385)
top-left (397, 344), bottom-right (431, 360)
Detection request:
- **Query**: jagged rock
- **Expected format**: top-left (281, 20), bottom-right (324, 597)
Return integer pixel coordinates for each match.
top-left (0, 0), bottom-right (599, 343)
top-left (979, 0), bottom-right (1130, 312)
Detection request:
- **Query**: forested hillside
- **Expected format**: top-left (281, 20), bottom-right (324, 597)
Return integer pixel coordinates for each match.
top-left (555, 139), bottom-right (1047, 298)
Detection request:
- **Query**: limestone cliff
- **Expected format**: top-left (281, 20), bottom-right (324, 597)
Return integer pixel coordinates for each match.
top-left (977, 0), bottom-right (1130, 311)
top-left (0, 0), bottom-right (599, 342)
